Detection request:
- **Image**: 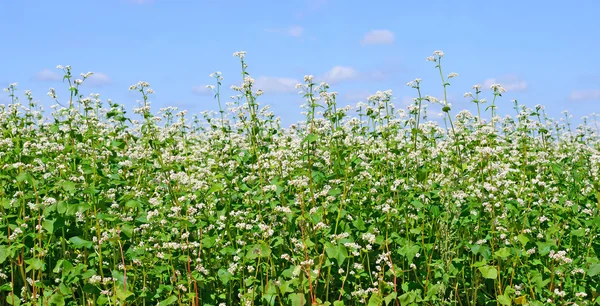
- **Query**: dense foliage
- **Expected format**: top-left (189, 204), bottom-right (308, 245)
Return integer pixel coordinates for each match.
top-left (0, 51), bottom-right (599, 305)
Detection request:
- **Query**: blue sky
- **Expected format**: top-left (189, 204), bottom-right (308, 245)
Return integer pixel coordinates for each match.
top-left (2, 0), bottom-right (599, 126)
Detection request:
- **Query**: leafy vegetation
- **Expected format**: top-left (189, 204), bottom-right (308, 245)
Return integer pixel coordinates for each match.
top-left (0, 51), bottom-right (599, 305)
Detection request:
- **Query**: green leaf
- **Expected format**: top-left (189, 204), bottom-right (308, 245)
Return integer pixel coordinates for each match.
top-left (333, 301), bottom-right (345, 306)
top-left (495, 247), bottom-right (511, 259)
top-left (0, 245), bottom-right (7, 264)
top-left (125, 200), bottom-right (140, 209)
top-left (0, 283), bottom-right (12, 292)
top-left (57, 201), bottom-right (67, 214)
top-left (69, 236), bottom-right (93, 249)
top-left (6, 293), bottom-right (21, 306)
top-left (517, 234), bottom-right (529, 246)
top-left (303, 134), bottom-right (318, 144)
top-left (42, 219), bottom-right (55, 233)
top-left (16, 172), bottom-right (29, 183)
top-left (25, 258), bottom-right (44, 272)
top-left (398, 290), bottom-right (420, 306)
top-left (497, 294), bottom-right (512, 305)
top-left (217, 269), bottom-right (232, 285)
top-left (398, 244), bottom-right (421, 263)
top-left (368, 293), bottom-right (382, 306)
top-left (158, 295), bottom-right (178, 306)
top-left (478, 265), bottom-right (498, 279)
top-left (114, 286), bottom-right (134, 301)
top-left (383, 292), bottom-right (397, 306)
top-left (588, 263), bottom-right (600, 277)
top-left (289, 293), bottom-right (306, 306)
top-left (208, 183), bottom-right (224, 194)
top-left (352, 218), bottom-right (366, 231)
top-left (325, 243), bottom-right (348, 265)
top-left (61, 181), bottom-right (76, 193)
top-left (121, 224), bottom-right (134, 238)
top-left (49, 293), bottom-right (65, 306)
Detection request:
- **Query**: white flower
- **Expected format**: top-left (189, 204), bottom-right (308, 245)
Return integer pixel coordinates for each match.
top-left (233, 51), bottom-right (246, 58)
top-left (447, 72), bottom-right (459, 79)
top-left (490, 83), bottom-right (506, 93)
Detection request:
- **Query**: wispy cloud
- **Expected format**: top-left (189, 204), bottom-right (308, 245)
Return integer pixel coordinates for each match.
top-left (192, 85), bottom-right (213, 96)
top-left (361, 29), bottom-right (395, 45)
top-left (266, 25), bottom-right (304, 37)
top-left (86, 73), bottom-right (112, 87)
top-left (322, 66), bottom-right (359, 84)
top-left (34, 69), bottom-right (61, 82)
top-left (255, 76), bottom-right (299, 93)
top-left (483, 74), bottom-right (527, 92)
top-left (568, 89), bottom-right (600, 101)
top-left (365, 69), bottom-right (388, 81)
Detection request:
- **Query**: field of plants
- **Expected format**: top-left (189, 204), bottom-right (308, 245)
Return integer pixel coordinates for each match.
top-left (0, 51), bottom-right (599, 305)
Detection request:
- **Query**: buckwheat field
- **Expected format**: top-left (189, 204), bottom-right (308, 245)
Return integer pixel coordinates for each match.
top-left (0, 51), bottom-right (599, 306)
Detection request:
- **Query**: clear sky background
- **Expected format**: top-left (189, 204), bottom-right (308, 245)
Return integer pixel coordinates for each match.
top-left (2, 0), bottom-right (599, 126)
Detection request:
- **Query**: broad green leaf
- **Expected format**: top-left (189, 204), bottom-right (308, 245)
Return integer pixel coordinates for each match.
top-left (0, 245), bottom-right (7, 264)
top-left (0, 283), bottom-right (12, 292)
top-left (25, 258), bottom-right (44, 272)
top-left (289, 293), bottom-right (306, 306)
top-left (16, 172), bottom-right (29, 183)
top-left (158, 295), bottom-right (178, 306)
top-left (497, 294), bottom-right (511, 305)
top-left (49, 293), bottom-right (65, 306)
top-left (383, 292), bottom-right (397, 306)
top-left (125, 200), bottom-right (140, 208)
top-left (517, 234), bottom-right (529, 246)
top-left (495, 247), bottom-right (511, 259)
top-left (478, 265), bottom-right (498, 279)
top-left (217, 269), bottom-right (232, 285)
top-left (208, 183), bottom-right (224, 194)
top-left (69, 236), bottom-right (93, 249)
top-left (368, 293), bottom-right (382, 306)
top-left (61, 181), bottom-right (76, 193)
top-left (114, 286), bottom-right (133, 301)
top-left (6, 293), bottom-right (20, 306)
top-left (588, 263), bottom-right (600, 277)
top-left (42, 219), bottom-right (55, 233)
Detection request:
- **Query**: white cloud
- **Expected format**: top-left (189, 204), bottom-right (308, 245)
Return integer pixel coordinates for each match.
top-left (254, 76), bottom-right (299, 93)
top-left (366, 70), bottom-right (388, 81)
top-left (361, 29), bottom-right (395, 45)
top-left (483, 74), bottom-right (527, 92)
top-left (34, 69), bottom-right (61, 81)
top-left (568, 90), bottom-right (600, 101)
top-left (192, 85), bottom-right (213, 96)
top-left (287, 26), bottom-right (304, 37)
top-left (86, 73), bottom-right (112, 87)
top-left (266, 25), bottom-right (304, 37)
top-left (322, 66), bottom-right (359, 84)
